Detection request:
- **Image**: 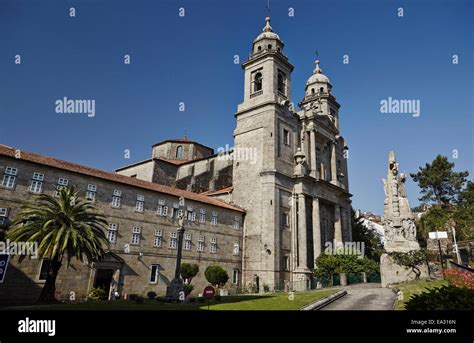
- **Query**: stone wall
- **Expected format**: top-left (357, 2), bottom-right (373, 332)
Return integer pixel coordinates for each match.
top-left (0, 156), bottom-right (243, 304)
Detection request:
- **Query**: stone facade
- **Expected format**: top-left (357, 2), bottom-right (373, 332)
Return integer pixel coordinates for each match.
top-left (0, 17), bottom-right (353, 302)
top-left (0, 148), bottom-right (244, 304)
top-left (117, 17), bottom-right (352, 291)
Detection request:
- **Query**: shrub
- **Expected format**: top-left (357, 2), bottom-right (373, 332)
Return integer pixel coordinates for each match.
top-left (215, 294), bottom-right (222, 301)
top-left (128, 294), bottom-right (139, 302)
top-left (405, 285), bottom-right (474, 310)
top-left (263, 284), bottom-right (270, 293)
top-left (87, 287), bottom-right (107, 301)
top-left (197, 297), bottom-right (205, 303)
top-left (188, 297), bottom-right (196, 303)
top-left (147, 291), bottom-right (157, 299)
top-left (442, 269), bottom-right (474, 289)
top-left (183, 284), bottom-right (194, 296)
top-left (181, 263), bottom-right (199, 284)
top-left (204, 265), bottom-right (229, 287)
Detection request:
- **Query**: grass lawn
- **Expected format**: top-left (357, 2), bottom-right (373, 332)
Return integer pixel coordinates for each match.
top-left (4, 289), bottom-right (338, 311)
top-left (394, 278), bottom-right (448, 310)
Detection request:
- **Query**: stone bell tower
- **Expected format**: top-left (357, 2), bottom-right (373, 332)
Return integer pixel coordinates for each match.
top-left (232, 17), bottom-right (299, 290)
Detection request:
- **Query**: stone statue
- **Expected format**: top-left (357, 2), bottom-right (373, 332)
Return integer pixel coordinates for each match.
top-left (380, 151), bottom-right (428, 286)
top-left (382, 151), bottom-right (418, 251)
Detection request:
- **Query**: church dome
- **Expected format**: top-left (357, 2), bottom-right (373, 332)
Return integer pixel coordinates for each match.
top-left (306, 60), bottom-right (331, 86)
top-left (253, 17), bottom-right (281, 42)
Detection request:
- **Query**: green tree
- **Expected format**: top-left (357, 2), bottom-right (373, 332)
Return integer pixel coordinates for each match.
top-left (416, 181), bottom-right (474, 245)
top-left (180, 263), bottom-right (199, 284)
top-left (204, 265), bottom-right (229, 288)
top-left (351, 209), bottom-right (384, 261)
top-left (410, 155), bottom-right (469, 206)
top-left (7, 187), bottom-right (109, 303)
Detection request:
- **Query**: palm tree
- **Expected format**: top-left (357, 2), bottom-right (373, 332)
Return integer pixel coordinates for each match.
top-left (7, 186), bottom-right (110, 303)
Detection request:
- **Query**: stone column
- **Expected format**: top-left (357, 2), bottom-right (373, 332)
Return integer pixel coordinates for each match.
top-left (312, 197), bottom-right (322, 260)
top-left (334, 205), bottom-right (343, 245)
top-left (331, 141), bottom-right (338, 184)
top-left (298, 194), bottom-right (308, 268)
top-left (291, 193), bottom-right (298, 272)
top-left (344, 206), bottom-right (353, 242)
top-left (310, 130), bottom-right (317, 178)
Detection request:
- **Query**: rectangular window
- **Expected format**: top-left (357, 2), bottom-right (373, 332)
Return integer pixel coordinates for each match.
top-left (131, 227), bottom-right (141, 245)
top-left (283, 129), bottom-right (290, 146)
top-left (281, 212), bottom-right (290, 227)
top-left (169, 232), bottom-right (177, 249)
top-left (233, 216), bottom-right (241, 230)
top-left (108, 223), bottom-right (118, 244)
top-left (197, 236), bottom-right (205, 252)
top-left (210, 237), bottom-right (217, 253)
top-left (135, 200), bottom-right (144, 212)
top-left (113, 189), bottom-right (122, 197)
top-left (199, 209), bottom-right (206, 224)
top-left (211, 211), bottom-right (218, 225)
top-left (154, 229), bottom-right (162, 247)
top-left (1, 174), bottom-right (16, 188)
top-left (184, 233), bottom-right (192, 250)
top-left (32, 172), bottom-right (44, 181)
top-left (86, 184), bottom-right (97, 202)
top-left (5, 167), bottom-right (18, 176)
top-left (187, 207), bottom-right (195, 221)
top-left (233, 243), bottom-right (240, 255)
top-left (157, 200), bottom-right (168, 216)
top-left (53, 177), bottom-right (69, 197)
top-left (284, 255), bottom-right (290, 271)
top-left (0, 208), bottom-right (8, 226)
top-left (30, 180), bottom-right (43, 193)
top-left (232, 269), bottom-right (239, 285)
top-left (58, 178), bottom-right (69, 186)
top-left (150, 264), bottom-right (159, 284)
top-left (38, 259), bottom-right (51, 281)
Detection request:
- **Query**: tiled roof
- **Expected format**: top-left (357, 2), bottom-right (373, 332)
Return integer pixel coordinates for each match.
top-left (151, 138), bottom-right (214, 152)
top-left (200, 186), bottom-right (233, 196)
top-left (0, 145), bottom-right (245, 213)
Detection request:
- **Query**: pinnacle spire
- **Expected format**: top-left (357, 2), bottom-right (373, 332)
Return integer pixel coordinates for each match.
top-left (263, 16), bottom-right (272, 32)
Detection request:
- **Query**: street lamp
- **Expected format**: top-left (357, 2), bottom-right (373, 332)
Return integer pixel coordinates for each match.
top-left (166, 196), bottom-right (186, 301)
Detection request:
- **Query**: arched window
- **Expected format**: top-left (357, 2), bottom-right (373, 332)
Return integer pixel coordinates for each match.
top-left (257, 46), bottom-right (262, 51)
top-left (254, 72), bottom-right (263, 92)
top-left (268, 44), bottom-right (272, 50)
top-left (277, 72), bottom-right (285, 94)
top-left (176, 145), bottom-right (184, 159)
top-left (320, 87), bottom-right (324, 93)
top-left (311, 88), bottom-right (315, 95)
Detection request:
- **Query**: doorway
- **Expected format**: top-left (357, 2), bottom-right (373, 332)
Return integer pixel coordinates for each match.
top-left (94, 268), bottom-right (114, 298)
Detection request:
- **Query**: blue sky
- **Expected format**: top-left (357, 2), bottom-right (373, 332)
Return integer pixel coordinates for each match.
top-left (0, 0), bottom-right (472, 214)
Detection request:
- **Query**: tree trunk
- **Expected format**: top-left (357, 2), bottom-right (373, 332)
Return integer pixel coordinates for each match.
top-left (38, 259), bottom-right (62, 303)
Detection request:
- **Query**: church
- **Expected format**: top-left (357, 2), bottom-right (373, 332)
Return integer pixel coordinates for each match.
top-left (0, 17), bottom-right (352, 303)
top-left (116, 17), bottom-right (353, 291)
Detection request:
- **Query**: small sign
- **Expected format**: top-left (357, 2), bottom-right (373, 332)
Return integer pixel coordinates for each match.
top-left (203, 286), bottom-right (215, 299)
top-left (429, 231), bottom-right (448, 239)
top-left (0, 254), bottom-right (10, 283)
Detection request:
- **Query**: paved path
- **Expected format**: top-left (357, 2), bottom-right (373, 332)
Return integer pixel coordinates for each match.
top-left (319, 283), bottom-right (397, 310)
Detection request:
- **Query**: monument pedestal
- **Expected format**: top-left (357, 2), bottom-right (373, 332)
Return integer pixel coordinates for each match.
top-left (292, 267), bottom-right (312, 291)
top-left (380, 253), bottom-right (429, 287)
